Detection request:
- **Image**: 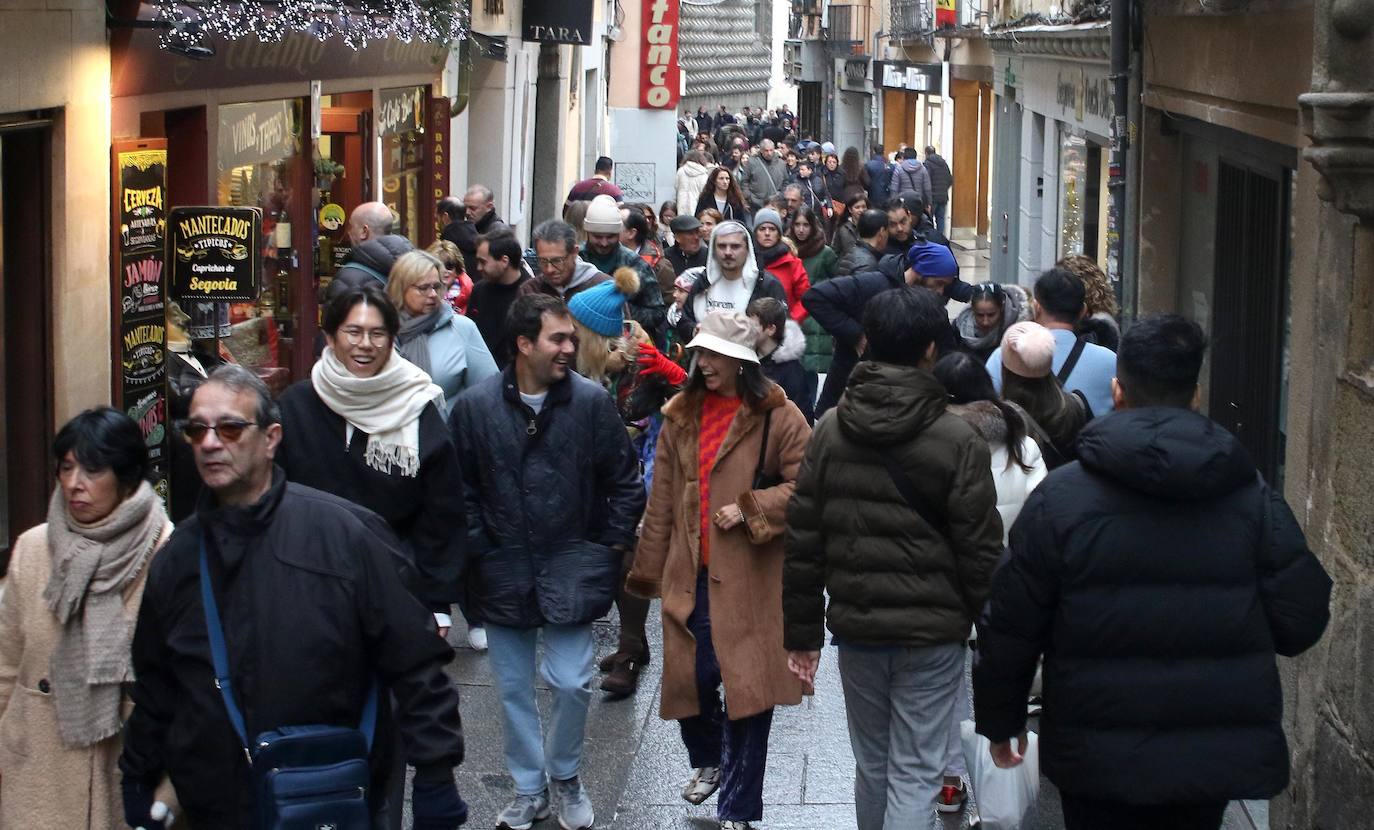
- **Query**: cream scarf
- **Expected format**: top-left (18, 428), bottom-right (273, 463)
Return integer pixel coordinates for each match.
top-left (311, 348), bottom-right (445, 477)
top-left (44, 481), bottom-right (166, 747)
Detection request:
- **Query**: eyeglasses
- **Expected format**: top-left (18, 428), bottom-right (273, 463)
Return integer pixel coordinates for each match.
top-left (410, 282), bottom-right (443, 294)
top-left (536, 255), bottom-right (570, 268)
top-left (182, 419), bottom-right (258, 444)
top-left (339, 327), bottom-right (392, 346)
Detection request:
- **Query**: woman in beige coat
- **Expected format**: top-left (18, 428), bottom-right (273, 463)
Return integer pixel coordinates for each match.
top-left (627, 311), bottom-right (811, 830)
top-left (0, 407), bottom-right (174, 828)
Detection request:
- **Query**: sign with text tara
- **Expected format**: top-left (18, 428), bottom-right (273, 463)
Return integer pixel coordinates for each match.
top-left (523, 0), bottom-right (593, 44)
top-left (168, 207), bottom-right (263, 302)
top-left (640, 0), bottom-right (681, 109)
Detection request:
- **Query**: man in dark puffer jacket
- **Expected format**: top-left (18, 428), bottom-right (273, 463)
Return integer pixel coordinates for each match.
top-left (973, 314), bottom-right (1332, 830)
top-left (783, 286), bottom-right (1003, 829)
top-left (448, 293), bottom-right (643, 830)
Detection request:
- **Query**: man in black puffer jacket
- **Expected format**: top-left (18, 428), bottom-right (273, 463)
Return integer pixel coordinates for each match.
top-left (448, 293), bottom-right (643, 830)
top-left (973, 314), bottom-right (1332, 830)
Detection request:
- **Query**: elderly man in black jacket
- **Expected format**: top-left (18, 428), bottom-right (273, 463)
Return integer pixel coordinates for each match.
top-left (973, 314), bottom-right (1332, 830)
top-left (449, 293), bottom-right (644, 830)
top-left (120, 365), bottom-right (466, 830)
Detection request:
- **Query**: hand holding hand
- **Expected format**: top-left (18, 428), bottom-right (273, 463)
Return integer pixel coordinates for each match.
top-left (990, 731), bottom-right (1029, 769)
top-left (713, 504), bottom-right (744, 530)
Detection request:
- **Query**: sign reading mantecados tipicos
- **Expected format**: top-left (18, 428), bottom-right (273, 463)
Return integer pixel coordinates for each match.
top-left (167, 206), bottom-right (263, 302)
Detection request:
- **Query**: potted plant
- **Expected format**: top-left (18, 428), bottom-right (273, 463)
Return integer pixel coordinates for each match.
top-left (314, 157), bottom-right (345, 191)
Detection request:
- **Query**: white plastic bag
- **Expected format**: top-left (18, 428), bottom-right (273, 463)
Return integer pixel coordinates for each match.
top-left (960, 719), bottom-right (1040, 830)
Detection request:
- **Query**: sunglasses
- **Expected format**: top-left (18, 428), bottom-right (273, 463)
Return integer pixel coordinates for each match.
top-left (181, 419), bottom-right (258, 444)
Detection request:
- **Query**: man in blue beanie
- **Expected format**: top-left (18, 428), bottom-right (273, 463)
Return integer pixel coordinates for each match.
top-left (802, 240), bottom-right (961, 417)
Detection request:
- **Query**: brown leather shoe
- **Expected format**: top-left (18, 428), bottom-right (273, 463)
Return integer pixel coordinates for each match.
top-left (599, 654), bottom-right (644, 697)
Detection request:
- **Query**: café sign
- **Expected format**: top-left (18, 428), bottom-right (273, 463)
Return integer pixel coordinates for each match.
top-left (168, 206), bottom-right (263, 302)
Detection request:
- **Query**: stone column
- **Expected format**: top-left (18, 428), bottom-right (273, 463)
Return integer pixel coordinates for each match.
top-left (1278, 1), bottom-right (1374, 826)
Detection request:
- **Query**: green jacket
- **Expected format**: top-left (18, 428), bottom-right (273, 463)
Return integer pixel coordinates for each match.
top-left (799, 246), bottom-right (838, 374)
top-left (782, 362), bottom-right (1003, 650)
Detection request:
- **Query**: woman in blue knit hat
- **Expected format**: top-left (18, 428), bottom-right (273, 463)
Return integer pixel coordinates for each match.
top-left (566, 267), bottom-right (688, 698)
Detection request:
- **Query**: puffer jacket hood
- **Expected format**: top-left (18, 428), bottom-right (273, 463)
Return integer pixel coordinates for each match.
top-left (1077, 407), bottom-right (1256, 501)
top-left (898, 158), bottom-right (925, 174)
top-left (772, 318), bottom-right (807, 363)
top-left (836, 362), bottom-right (949, 448)
top-left (327, 234), bottom-right (414, 300)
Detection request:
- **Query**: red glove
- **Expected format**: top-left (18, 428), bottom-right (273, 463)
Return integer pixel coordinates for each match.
top-left (636, 342), bottom-right (687, 386)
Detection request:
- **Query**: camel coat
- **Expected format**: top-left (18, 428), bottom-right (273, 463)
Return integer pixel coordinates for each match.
top-left (627, 383), bottom-right (811, 721)
top-left (0, 522), bottom-right (177, 829)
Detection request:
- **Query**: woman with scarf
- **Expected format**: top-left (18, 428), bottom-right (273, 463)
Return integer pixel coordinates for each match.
top-left (0, 408), bottom-right (175, 828)
top-left (752, 207), bottom-right (811, 324)
top-left (386, 250), bottom-right (498, 418)
top-left (694, 166), bottom-right (749, 224)
top-left (276, 284), bottom-right (467, 634)
top-left (953, 281), bottom-right (1032, 362)
top-left (830, 192), bottom-right (869, 259)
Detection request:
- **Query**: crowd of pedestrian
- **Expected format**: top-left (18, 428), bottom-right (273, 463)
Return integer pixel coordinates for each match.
top-left (0, 124), bottom-right (1334, 830)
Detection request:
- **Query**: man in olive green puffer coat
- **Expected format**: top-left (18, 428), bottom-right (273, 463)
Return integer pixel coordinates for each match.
top-left (781, 285), bottom-right (1003, 830)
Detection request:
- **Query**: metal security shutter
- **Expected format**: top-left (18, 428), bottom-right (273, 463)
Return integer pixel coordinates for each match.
top-left (1209, 160), bottom-right (1287, 481)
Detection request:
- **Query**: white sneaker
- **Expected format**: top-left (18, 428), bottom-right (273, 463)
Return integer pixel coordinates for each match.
top-left (550, 776), bottom-right (594, 830)
top-left (468, 625), bottom-right (488, 651)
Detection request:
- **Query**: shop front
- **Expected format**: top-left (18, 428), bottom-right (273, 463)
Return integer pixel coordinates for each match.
top-left (876, 61), bottom-right (942, 156)
top-left (110, 21), bottom-right (447, 511)
top-left (991, 48), bottom-right (1112, 282)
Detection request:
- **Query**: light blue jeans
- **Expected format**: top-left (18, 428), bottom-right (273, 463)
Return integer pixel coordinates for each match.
top-left (485, 623), bottom-right (596, 795)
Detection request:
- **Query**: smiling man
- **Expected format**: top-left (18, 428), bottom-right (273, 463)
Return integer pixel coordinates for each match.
top-left (449, 293), bottom-right (644, 830)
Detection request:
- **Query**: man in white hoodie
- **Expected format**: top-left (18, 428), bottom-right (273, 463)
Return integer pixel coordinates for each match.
top-left (668, 220), bottom-right (788, 344)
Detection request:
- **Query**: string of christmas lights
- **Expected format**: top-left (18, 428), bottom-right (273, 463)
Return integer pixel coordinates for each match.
top-left (153, 0), bottom-right (469, 50)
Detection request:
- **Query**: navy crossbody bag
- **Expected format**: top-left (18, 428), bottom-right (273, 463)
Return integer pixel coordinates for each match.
top-left (200, 539), bottom-right (379, 829)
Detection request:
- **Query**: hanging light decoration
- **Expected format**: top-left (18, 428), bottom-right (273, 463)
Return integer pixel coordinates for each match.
top-left (153, 0), bottom-right (470, 51)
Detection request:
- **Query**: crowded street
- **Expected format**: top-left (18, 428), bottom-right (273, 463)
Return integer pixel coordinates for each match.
top-left (2, 0), bottom-right (1371, 829)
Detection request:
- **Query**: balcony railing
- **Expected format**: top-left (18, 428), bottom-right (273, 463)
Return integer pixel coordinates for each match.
top-left (890, 0), bottom-right (934, 40)
top-left (826, 4), bottom-right (872, 47)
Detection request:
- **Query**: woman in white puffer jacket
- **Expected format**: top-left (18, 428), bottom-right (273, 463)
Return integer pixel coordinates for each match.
top-left (675, 150), bottom-right (713, 217)
top-left (936, 352), bottom-right (1048, 542)
top-left (929, 351), bottom-right (1049, 813)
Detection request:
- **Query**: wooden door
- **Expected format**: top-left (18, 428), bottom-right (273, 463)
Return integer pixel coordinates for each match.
top-left (883, 89), bottom-right (912, 156)
top-left (951, 79), bottom-right (981, 229)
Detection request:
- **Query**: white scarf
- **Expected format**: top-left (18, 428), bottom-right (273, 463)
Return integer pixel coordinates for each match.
top-left (311, 349), bottom-right (445, 477)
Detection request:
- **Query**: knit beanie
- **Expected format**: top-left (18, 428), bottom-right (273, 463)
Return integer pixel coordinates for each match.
top-left (1002, 321), bottom-right (1057, 378)
top-left (567, 267), bottom-right (640, 336)
top-left (753, 207), bottom-right (783, 233)
top-left (584, 194), bottom-right (623, 234)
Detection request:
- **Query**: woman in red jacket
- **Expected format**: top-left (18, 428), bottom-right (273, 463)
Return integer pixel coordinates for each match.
top-left (751, 207), bottom-right (811, 324)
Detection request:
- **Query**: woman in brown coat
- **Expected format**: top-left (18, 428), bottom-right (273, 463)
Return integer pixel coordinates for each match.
top-left (627, 311), bottom-right (811, 830)
top-left (0, 408), bottom-right (176, 828)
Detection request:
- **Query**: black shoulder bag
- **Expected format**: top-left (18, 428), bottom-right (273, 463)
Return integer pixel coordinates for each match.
top-left (873, 453), bottom-right (951, 543)
top-left (751, 410), bottom-right (783, 490)
top-left (200, 538), bottom-right (378, 829)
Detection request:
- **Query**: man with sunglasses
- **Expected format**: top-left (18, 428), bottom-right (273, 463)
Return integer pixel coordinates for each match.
top-left (120, 364), bottom-right (468, 830)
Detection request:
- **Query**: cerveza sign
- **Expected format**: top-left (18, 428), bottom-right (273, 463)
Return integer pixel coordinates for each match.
top-left (523, 0), bottom-right (593, 44)
top-left (168, 207), bottom-right (263, 302)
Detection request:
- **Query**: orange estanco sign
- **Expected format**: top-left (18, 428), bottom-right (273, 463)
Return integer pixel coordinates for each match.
top-left (641, 0), bottom-right (681, 109)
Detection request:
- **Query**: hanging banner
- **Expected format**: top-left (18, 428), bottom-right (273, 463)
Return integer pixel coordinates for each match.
top-left (217, 100), bottom-right (297, 172)
top-left (640, 0), bottom-right (682, 109)
top-left (936, 0), bottom-right (956, 28)
top-left (111, 140), bottom-right (170, 502)
top-left (429, 96), bottom-right (452, 241)
top-left (168, 206), bottom-right (263, 302)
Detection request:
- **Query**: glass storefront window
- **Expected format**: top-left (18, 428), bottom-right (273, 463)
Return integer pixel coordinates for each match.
top-left (379, 86), bottom-right (427, 245)
top-left (214, 99), bottom-right (302, 388)
top-left (1059, 129), bottom-right (1088, 260)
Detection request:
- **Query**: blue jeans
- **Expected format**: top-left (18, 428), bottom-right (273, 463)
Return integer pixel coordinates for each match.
top-left (933, 199), bottom-right (949, 237)
top-left (485, 623), bottom-right (596, 795)
top-left (677, 569), bottom-right (774, 822)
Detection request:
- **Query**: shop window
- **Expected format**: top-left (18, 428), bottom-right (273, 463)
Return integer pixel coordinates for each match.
top-left (380, 86), bottom-right (428, 246)
top-left (212, 99), bottom-right (303, 391)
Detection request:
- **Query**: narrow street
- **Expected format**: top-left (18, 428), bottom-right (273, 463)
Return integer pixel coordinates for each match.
top-left (441, 613), bottom-right (1267, 829)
